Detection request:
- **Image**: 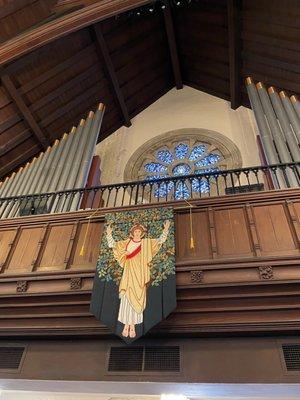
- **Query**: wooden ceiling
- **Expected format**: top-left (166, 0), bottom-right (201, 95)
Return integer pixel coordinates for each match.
top-left (0, 0), bottom-right (299, 179)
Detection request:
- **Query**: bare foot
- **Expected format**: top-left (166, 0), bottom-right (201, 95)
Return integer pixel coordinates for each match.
top-left (122, 325), bottom-right (129, 337)
top-left (129, 325), bottom-right (136, 338)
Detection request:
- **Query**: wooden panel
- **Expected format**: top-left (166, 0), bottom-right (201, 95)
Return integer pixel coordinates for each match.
top-left (176, 210), bottom-right (212, 262)
top-left (0, 229), bottom-right (18, 271)
top-left (71, 221), bottom-right (103, 268)
top-left (214, 207), bottom-right (253, 258)
top-left (6, 227), bottom-right (41, 272)
top-left (253, 204), bottom-right (298, 255)
top-left (39, 224), bottom-right (74, 270)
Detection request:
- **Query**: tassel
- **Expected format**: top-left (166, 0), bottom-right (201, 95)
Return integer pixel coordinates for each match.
top-left (79, 245), bottom-right (85, 256)
top-left (190, 236), bottom-right (195, 250)
top-left (80, 208), bottom-right (103, 257)
top-left (184, 200), bottom-right (195, 250)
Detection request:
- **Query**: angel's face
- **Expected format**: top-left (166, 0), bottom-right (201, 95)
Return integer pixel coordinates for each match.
top-left (133, 228), bottom-right (142, 241)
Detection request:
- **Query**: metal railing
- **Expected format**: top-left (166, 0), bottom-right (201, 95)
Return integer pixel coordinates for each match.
top-left (0, 162), bottom-right (299, 219)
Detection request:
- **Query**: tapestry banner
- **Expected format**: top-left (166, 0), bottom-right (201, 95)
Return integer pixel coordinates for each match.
top-left (90, 207), bottom-right (176, 342)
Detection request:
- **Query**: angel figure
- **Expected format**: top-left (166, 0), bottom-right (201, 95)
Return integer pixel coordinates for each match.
top-left (106, 220), bottom-right (170, 338)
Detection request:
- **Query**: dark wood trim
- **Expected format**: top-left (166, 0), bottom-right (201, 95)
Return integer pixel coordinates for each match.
top-left (0, 0), bottom-right (152, 67)
top-left (227, 0), bottom-right (241, 109)
top-left (0, 144), bottom-right (40, 177)
top-left (91, 24), bottom-right (131, 127)
top-left (30, 64), bottom-right (100, 112)
top-left (163, 1), bottom-right (183, 90)
top-left (0, 129), bottom-right (31, 157)
top-left (1, 75), bottom-right (49, 148)
top-left (0, 114), bottom-right (21, 134)
top-left (39, 80), bottom-right (107, 128)
top-left (20, 44), bottom-right (95, 94)
top-left (0, 0), bottom-right (36, 19)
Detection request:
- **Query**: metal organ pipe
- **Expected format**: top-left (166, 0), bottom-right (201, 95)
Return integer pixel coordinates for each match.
top-left (268, 87), bottom-right (300, 162)
top-left (0, 104), bottom-right (105, 218)
top-left (291, 95), bottom-right (300, 119)
top-left (280, 91), bottom-right (300, 144)
top-left (69, 104), bottom-right (105, 211)
top-left (246, 78), bottom-right (280, 165)
top-left (256, 82), bottom-right (298, 187)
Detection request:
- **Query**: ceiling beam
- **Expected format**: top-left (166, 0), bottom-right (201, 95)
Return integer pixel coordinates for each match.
top-left (163, 1), bottom-right (183, 90)
top-left (0, 129), bottom-right (31, 157)
top-left (92, 24), bottom-right (131, 127)
top-left (227, 0), bottom-right (242, 109)
top-left (0, 0), bottom-right (152, 67)
top-left (1, 74), bottom-right (50, 148)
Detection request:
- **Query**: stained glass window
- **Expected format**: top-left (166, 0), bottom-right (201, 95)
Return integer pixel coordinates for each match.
top-left (172, 163), bottom-right (191, 176)
top-left (195, 154), bottom-right (220, 167)
top-left (174, 143), bottom-right (189, 159)
top-left (156, 149), bottom-right (174, 164)
top-left (189, 145), bottom-right (206, 161)
top-left (144, 162), bottom-right (167, 173)
top-left (143, 141), bottom-right (223, 200)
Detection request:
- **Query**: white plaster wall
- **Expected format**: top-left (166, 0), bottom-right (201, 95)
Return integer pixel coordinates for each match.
top-left (96, 86), bottom-right (260, 185)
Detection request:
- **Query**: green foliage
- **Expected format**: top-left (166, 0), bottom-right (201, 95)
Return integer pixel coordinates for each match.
top-left (96, 207), bottom-right (175, 286)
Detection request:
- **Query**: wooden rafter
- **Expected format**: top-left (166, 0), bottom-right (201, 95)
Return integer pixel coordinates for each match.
top-left (92, 23), bottom-right (131, 127)
top-left (0, 129), bottom-right (31, 157)
top-left (1, 74), bottom-right (50, 149)
top-left (227, 0), bottom-right (241, 109)
top-left (163, 0), bottom-right (183, 90)
top-left (0, 0), bottom-right (152, 67)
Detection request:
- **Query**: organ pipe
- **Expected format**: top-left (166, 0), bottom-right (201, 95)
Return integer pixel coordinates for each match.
top-left (291, 95), bottom-right (300, 120)
top-left (246, 78), bottom-right (299, 188)
top-left (246, 78), bottom-right (286, 188)
top-left (0, 103), bottom-right (105, 218)
top-left (268, 87), bottom-right (300, 162)
top-left (280, 91), bottom-right (300, 144)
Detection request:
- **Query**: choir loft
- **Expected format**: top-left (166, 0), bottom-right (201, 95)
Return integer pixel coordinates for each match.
top-left (0, 0), bottom-right (299, 399)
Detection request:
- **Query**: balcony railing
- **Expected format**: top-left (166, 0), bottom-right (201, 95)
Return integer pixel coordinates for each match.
top-left (0, 162), bottom-right (299, 219)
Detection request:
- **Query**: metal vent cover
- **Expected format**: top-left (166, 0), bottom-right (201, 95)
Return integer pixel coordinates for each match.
top-left (108, 346), bottom-right (180, 372)
top-left (108, 346), bottom-right (144, 371)
top-left (282, 344), bottom-right (300, 371)
top-left (0, 346), bottom-right (25, 370)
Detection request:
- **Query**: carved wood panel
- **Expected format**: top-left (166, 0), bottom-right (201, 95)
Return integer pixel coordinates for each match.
top-left (6, 227), bottom-right (42, 272)
top-left (71, 221), bottom-right (103, 269)
top-left (214, 207), bottom-right (253, 258)
top-left (253, 203), bottom-right (299, 256)
top-left (0, 229), bottom-right (18, 272)
top-left (176, 210), bottom-right (212, 262)
top-left (38, 224), bottom-right (74, 270)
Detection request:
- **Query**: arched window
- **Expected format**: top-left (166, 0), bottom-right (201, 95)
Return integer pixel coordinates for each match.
top-left (124, 129), bottom-right (242, 200)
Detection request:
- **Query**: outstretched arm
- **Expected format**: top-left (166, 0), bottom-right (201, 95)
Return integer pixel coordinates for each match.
top-left (106, 224), bottom-right (115, 248)
top-left (157, 219), bottom-right (170, 244)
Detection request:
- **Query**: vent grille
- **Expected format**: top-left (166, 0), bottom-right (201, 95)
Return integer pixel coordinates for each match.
top-left (0, 346), bottom-right (25, 370)
top-left (108, 346), bottom-right (180, 372)
top-left (282, 344), bottom-right (300, 371)
top-left (144, 346), bottom-right (180, 371)
top-left (108, 346), bottom-right (143, 371)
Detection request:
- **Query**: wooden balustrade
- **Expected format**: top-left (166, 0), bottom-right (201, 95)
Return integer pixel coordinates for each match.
top-left (1, 188), bottom-right (300, 336)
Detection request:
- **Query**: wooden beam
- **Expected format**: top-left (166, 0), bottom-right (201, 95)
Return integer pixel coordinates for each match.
top-left (0, 0), bottom-right (36, 19)
top-left (0, 144), bottom-right (40, 178)
top-left (0, 129), bottom-right (31, 157)
top-left (92, 24), bottom-right (131, 127)
top-left (227, 0), bottom-right (242, 109)
top-left (0, 0), bottom-right (152, 67)
top-left (163, 0), bottom-right (183, 90)
top-left (1, 75), bottom-right (49, 148)
top-left (0, 114), bottom-right (21, 134)
top-left (30, 64), bottom-right (101, 112)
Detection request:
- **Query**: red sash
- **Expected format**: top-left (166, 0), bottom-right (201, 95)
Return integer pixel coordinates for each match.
top-left (126, 240), bottom-right (141, 259)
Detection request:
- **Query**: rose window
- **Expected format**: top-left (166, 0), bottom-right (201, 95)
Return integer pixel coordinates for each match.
top-left (143, 142), bottom-right (222, 199)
